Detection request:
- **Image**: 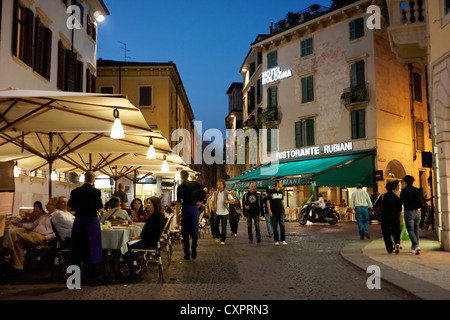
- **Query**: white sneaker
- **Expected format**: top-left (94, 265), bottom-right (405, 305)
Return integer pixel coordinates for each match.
top-left (414, 246), bottom-right (421, 255)
top-left (274, 242), bottom-right (280, 246)
top-left (281, 241), bottom-right (288, 245)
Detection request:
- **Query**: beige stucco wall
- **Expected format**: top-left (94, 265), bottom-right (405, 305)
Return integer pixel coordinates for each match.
top-left (0, 0), bottom-right (99, 91)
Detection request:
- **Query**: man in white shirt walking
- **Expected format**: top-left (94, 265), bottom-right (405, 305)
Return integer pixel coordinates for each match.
top-left (211, 180), bottom-right (234, 245)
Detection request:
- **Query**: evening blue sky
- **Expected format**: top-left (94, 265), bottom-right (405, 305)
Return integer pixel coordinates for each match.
top-left (97, 0), bottom-right (332, 140)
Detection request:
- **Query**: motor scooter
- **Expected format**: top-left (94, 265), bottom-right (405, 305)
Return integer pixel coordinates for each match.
top-left (298, 195), bottom-right (340, 225)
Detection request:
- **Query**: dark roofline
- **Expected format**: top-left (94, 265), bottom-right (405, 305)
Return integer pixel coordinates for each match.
top-left (226, 82), bottom-right (243, 95)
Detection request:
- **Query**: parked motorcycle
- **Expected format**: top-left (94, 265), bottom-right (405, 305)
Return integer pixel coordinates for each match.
top-left (298, 195), bottom-right (340, 225)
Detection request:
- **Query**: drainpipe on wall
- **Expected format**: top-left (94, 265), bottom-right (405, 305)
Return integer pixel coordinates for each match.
top-left (409, 63), bottom-right (417, 162)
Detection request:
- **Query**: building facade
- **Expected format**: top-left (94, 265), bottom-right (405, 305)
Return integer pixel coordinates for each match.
top-left (225, 82), bottom-right (243, 179)
top-left (386, 0), bottom-right (450, 250)
top-left (0, 0), bottom-right (108, 214)
top-left (96, 59), bottom-right (195, 203)
top-left (231, 0), bottom-right (432, 211)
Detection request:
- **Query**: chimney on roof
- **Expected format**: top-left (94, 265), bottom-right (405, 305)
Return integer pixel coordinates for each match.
top-left (269, 22), bottom-right (273, 33)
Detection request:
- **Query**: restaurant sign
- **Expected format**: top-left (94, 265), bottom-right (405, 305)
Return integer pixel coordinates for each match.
top-left (262, 67), bottom-right (293, 85)
top-left (276, 142), bottom-right (353, 160)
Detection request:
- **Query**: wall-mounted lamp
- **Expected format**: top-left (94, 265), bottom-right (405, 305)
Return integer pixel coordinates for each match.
top-left (51, 170), bottom-right (58, 181)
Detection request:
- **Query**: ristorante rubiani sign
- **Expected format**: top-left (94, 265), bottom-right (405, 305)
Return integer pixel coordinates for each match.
top-left (276, 142), bottom-right (354, 160)
top-left (262, 67), bottom-right (293, 85)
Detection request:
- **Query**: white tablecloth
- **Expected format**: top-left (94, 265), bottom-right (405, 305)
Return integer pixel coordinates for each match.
top-left (101, 225), bottom-right (141, 254)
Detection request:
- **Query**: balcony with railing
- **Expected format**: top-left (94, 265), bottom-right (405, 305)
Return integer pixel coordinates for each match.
top-left (341, 83), bottom-right (369, 106)
top-left (258, 108), bottom-right (280, 128)
top-left (386, 0), bottom-right (428, 64)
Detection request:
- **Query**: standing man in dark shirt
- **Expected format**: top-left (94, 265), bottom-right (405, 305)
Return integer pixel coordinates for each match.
top-left (243, 183), bottom-right (263, 244)
top-left (176, 170), bottom-right (205, 260)
top-left (267, 180), bottom-right (287, 246)
top-left (400, 175), bottom-right (425, 255)
top-left (68, 171), bottom-right (104, 285)
top-left (113, 183), bottom-right (128, 210)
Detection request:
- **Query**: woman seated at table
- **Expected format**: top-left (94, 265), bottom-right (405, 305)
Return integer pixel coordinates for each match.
top-left (128, 198), bottom-right (147, 222)
top-left (123, 196), bottom-right (167, 277)
top-left (101, 196), bottom-right (132, 224)
top-left (24, 201), bottom-right (46, 221)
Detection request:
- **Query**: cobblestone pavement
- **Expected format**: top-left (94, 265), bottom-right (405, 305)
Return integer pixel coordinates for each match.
top-left (0, 220), bottom-right (417, 301)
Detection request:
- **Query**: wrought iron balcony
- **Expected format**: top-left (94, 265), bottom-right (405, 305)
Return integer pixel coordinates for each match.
top-left (341, 84), bottom-right (369, 105)
top-left (386, 0), bottom-right (428, 64)
top-left (258, 108), bottom-right (280, 126)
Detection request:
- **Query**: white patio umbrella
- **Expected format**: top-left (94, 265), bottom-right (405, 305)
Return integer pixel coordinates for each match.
top-left (0, 88), bottom-right (180, 196)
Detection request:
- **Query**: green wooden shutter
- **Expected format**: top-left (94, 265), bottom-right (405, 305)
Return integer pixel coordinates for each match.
top-left (301, 78), bottom-right (307, 103)
top-left (416, 122), bottom-right (424, 151)
top-left (358, 109), bottom-right (366, 138)
top-left (295, 121), bottom-right (303, 148)
top-left (351, 110), bottom-right (358, 139)
top-left (349, 20), bottom-right (356, 40)
top-left (356, 60), bottom-right (365, 87)
top-left (306, 119), bottom-right (315, 146)
top-left (308, 76), bottom-right (314, 102)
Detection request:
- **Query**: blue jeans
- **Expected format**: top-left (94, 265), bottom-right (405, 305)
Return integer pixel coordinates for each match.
top-left (355, 206), bottom-right (370, 238)
top-left (271, 212), bottom-right (285, 242)
top-left (214, 214), bottom-right (228, 242)
top-left (181, 205), bottom-right (199, 257)
top-left (247, 214), bottom-right (261, 240)
top-left (404, 210), bottom-right (421, 249)
top-left (264, 213), bottom-right (273, 235)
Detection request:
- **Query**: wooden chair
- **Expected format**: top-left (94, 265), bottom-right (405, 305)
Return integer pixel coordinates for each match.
top-left (159, 215), bottom-right (173, 265)
top-left (131, 217), bottom-right (167, 281)
top-left (108, 216), bottom-right (126, 226)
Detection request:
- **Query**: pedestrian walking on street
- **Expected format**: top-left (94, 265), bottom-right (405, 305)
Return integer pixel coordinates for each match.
top-left (350, 184), bottom-right (373, 240)
top-left (68, 171), bottom-right (104, 286)
top-left (400, 175), bottom-right (425, 255)
top-left (211, 180), bottom-right (234, 245)
top-left (267, 180), bottom-right (287, 246)
top-left (176, 171), bottom-right (205, 260)
top-left (243, 183), bottom-right (263, 244)
top-left (228, 190), bottom-right (242, 237)
top-left (262, 190), bottom-right (273, 238)
top-left (377, 182), bottom-right (403, 254)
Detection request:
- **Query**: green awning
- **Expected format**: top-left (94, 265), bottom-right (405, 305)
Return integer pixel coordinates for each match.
top-left (226, 150), bottom-right (375, 190)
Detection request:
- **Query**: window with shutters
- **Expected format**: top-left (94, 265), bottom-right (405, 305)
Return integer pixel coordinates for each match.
top-left (349, 18), bottom-right (364, 40)
top-left (86, 14), bottom-right (97, 42)
top-left (301, 38), bottom-right (313, 57)
top-left (257, 78), bottom-right (262, 105)
top-left (57, 40), bottom-right (83, 92)
top-left (100, 86), bottom-right (113, 94)
top-left (267, 127), bottom-right (278, 153)
top-left (416, 122), bottom-right (425, 151)
top-left (12, 2), bottom-right (34, 66)
top-left (445, 0), bottom-right (450, 15)
top-left (34, 18), bottom-right (52, 80)
top-left (267, 86), bottom-right (277, 109)
top-left (247, 86), bottom-right (255, 114)
top-left (85, 68), bottom-right (96, 93)
top-left (351, 109), bottom-right (366, 139)
top-left (301, 75), bottom-right (314, 103)
top-left (139, 87), bottom-right (152, 106)
top-left (267, 51), bottom-right (277, 69)
top-left (295, 119), bottom-right (315, 148)
top-left (413, 72), bottom-right (422, 102)
top-left (350, 60), bottom-right (365, 89)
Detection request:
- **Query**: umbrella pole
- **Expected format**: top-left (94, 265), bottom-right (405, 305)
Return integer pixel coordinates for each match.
top-left (48, 132), bottom-right (53, 198)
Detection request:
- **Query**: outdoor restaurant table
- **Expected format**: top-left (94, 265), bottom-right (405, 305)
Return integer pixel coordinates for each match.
top-left (101, 225), bottom-right (142, 254)
top-left (101, 224), bottom-right (142, 277)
